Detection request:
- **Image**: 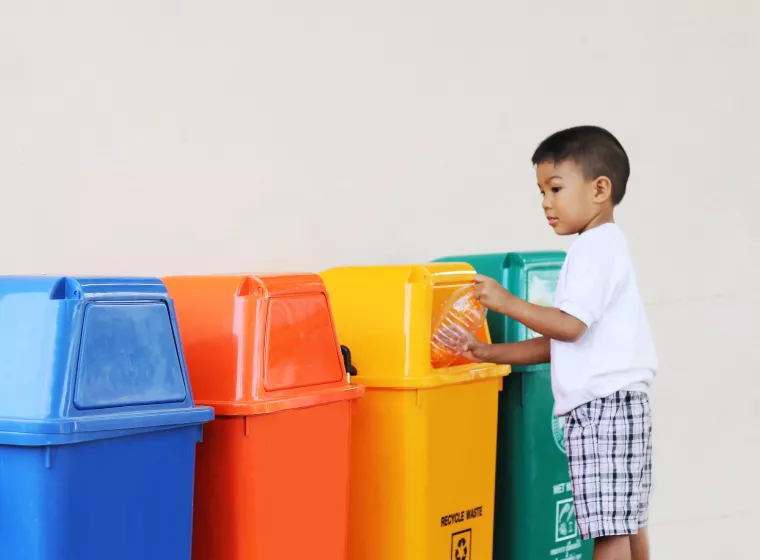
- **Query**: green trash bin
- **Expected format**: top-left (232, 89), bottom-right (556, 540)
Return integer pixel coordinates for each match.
top-left (433, 252), bottom-right (593, 560)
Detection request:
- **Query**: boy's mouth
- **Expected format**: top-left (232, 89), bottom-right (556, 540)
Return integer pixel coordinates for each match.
top-left (547, 217), bottom-right (559, 227)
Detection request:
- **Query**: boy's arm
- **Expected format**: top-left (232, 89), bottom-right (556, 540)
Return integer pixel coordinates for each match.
top-left (463, 335), bottom-right (550, 365)
top-left (496, 296), bottom-right (586, 343)
top-left (474, 275), bottom-right (586, 343)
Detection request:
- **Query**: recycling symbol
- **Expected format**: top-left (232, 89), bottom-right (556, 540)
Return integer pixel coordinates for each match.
top-left (454, 537), bottom-right (468, 560)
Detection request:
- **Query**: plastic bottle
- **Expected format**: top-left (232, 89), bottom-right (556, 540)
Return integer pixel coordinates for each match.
top-left (430, 284), bottom-right (487, 368)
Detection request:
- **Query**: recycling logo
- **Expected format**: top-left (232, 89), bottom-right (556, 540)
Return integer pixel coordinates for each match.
top-left (454, 537), bottom-right (467, 560)
top-left (450, 529), bottom-right (471, 560)
top-left (551, 414), bottom-right (566, 453)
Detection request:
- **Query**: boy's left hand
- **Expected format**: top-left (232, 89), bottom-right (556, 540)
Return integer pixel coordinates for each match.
top-left (458, 333), bottom-right (491, 363)
top-left (473, 274), bottom-right (514, 313)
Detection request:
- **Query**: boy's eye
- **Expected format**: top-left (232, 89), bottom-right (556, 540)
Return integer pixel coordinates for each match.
top-left (551, 186), bottom-right (562, 194)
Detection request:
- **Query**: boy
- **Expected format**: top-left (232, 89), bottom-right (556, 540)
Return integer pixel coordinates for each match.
top-left (460, 126), bottom-right (657, 560)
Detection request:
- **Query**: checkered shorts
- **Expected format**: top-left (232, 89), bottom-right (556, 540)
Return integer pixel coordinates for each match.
top-left (565, 391), bottom-right (652, 540)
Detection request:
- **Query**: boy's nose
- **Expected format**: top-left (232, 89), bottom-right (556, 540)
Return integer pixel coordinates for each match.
top-left (542, 196), bottom-right (552, 210)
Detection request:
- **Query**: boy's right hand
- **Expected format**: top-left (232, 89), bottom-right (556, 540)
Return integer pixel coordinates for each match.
top-left (457, 332), bottom-right (491, 363)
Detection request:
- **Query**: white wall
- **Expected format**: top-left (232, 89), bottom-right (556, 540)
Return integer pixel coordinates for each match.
top-left (1, 1), bottom-right (758, 557)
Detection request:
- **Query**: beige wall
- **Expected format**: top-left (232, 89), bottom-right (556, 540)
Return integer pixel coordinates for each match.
top-left (1, 2), bottom-right (758, 557)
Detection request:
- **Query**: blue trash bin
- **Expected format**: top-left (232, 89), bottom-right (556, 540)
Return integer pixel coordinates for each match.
top-left (0, 276), bottom-right (214, 560)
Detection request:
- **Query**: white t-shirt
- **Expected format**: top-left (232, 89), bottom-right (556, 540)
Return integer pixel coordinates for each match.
top-left (551, 223), bottom-right (657, 415)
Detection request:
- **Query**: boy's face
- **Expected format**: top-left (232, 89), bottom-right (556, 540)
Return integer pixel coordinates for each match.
top-left (536, 160), bottom-right (609, 235)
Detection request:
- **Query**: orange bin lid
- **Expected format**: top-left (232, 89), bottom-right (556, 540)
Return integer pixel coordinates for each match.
top-left (163, 274), bottom-right (364, 416)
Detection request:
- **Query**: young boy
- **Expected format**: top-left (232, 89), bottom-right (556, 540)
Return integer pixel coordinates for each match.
top-left (461, 126), bottom-right (657, 560)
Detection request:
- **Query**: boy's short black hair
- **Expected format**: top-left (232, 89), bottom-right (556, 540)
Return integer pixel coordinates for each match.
top-left (531, 125), bottom-right (630, 205)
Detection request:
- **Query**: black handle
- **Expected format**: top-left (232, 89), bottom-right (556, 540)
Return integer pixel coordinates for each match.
top-left (340, 345), bottom-right (357, 376)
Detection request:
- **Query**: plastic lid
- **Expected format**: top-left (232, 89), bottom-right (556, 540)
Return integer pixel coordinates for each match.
top-left (163, 274), bottom-right (364, 416)
top-left (320, 264), bottom-right (510, 388)
top-left (0, 276), bottom-right (213, 445)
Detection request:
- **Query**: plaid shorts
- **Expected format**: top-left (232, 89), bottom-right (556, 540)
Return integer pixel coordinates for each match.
top-left (565, 391), bottom-right (653, 540)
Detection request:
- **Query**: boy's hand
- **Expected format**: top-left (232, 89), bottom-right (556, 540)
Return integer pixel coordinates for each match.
top-left (473, 274), bottom-right (513, 313)
top-left (456, 332), bottom-right (491, 363)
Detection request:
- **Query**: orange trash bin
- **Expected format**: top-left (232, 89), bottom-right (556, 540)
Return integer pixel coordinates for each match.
top-left (163, 274), bottom-right (365, 560)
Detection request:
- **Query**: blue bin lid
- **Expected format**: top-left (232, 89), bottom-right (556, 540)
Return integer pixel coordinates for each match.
top-left (0, 276), bottom-right (213, 446)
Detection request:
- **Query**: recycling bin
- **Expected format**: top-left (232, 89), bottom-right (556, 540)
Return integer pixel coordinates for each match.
top-left (434, 253), bottom-right (594, 560)
top-left (320, 263), bottom-right (510, 560)
top-left (0, 276), bottom-right (214, 560)
top-left (163, 274), bottom-right (364, 560)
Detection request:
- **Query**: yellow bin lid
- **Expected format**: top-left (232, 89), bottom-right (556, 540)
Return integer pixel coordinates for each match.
top-left (321, 263), bottom-right (510, 388)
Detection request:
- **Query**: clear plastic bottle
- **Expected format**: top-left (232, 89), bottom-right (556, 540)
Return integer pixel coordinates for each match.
top-left (430, 284), bottom-right (486, 368)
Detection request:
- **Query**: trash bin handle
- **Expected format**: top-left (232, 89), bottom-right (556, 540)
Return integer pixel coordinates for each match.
top-left (340, 345), bottom-right (358, 376)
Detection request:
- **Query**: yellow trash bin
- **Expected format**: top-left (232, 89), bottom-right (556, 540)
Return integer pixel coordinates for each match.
top-left (321, 263), bottom-right (510, 560)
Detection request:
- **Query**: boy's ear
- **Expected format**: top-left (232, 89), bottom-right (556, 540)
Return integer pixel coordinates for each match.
top-left (593, 176), bottom-right (613, 204)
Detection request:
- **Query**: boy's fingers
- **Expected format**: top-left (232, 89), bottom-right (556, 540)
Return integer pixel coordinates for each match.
top-left (473, 274), bottom-right (486, 283)
top-left (462, 350), bottom-right (481, 363)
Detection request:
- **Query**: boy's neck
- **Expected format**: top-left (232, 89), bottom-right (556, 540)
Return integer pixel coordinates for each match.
top-left (579, 209), bottom-right (615, 234)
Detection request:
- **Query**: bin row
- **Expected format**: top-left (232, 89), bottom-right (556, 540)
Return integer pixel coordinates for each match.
top-left (0, 252), bottom-right (591, 560)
